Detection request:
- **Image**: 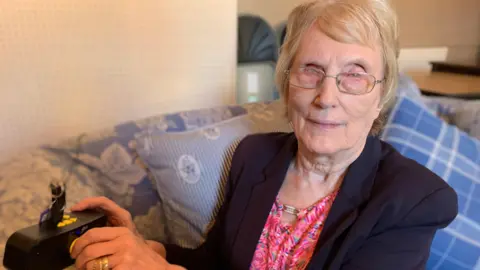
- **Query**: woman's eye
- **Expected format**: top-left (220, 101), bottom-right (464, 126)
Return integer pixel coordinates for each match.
top-left (346, 65), bottom-right (366, 74)
top-left (304, 67), bottom-right (319, 74)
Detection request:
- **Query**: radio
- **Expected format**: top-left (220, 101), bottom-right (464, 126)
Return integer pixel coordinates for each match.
top-left (3, 182), bottom-right (107, 270)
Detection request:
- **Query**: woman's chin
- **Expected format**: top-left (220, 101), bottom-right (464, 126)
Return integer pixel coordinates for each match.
top-left (302, 135), bottom-right (344, 155)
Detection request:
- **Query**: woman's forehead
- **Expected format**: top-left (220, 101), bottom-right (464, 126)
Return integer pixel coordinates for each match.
top-left (293, 29), bottom-right (382, 71)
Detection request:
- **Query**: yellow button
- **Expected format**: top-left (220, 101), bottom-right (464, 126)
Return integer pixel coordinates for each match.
top-left (63, 220), bottom-right (73, 225)
top-left (63, 215), bottom-right (70, 220)
top-left (69, 238), bottom-right (79, 255)
top-left (57, 222), bottom-right (66, 227)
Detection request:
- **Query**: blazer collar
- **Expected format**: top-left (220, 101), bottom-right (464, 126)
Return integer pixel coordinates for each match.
top-left (334, 135), bottom-right (382, 207)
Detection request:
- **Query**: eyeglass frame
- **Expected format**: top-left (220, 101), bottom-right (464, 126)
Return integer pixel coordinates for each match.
top-left (284, 67), bottom-right (385, 95)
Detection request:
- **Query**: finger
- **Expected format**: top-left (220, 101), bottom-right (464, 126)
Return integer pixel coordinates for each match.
top-left (102, 253), bottom-right (124, 270)
top-left (71, 197), bottom-right (132, 227)
top-left (71, 227), bottom-right (130, 259)
top-left (84, 256), bottom-right (113, 270)
top-left (82, 247), bottom-right (126, 270)
top-left (70, 197), bottom-right (99, 211)
top-left (113, 266), bottom-right (129, 270)
top-left (76, 241), bottom-right (118, 270)
top-left (85, 259), bottom-right (96, 270)
top-left (71, 196), bottom-right (121, 214)
top-left (85, 259), bottom-right (98, 270)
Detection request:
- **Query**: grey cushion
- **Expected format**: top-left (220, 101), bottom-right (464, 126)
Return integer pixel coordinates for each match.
top-left (421, 96), bottom-right (480, 128)
top-left (452, 107), bottom-right (480, 139)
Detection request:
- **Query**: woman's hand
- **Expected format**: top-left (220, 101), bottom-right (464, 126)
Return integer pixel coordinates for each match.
top-left (71, 196), bottom-right (169, 259)
top-left (146, 240), bottom-right (167, 258)
top-left (70, 196), bottom-right (137, 233)
top-left (71, 227), bottom-right (178, 270)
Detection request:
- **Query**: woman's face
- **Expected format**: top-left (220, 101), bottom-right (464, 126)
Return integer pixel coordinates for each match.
top-left (288, 26), bottom-right (384, 156)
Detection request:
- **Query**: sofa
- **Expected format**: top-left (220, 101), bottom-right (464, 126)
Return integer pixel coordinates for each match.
top-left (1, 75), bottom-right (479, 269)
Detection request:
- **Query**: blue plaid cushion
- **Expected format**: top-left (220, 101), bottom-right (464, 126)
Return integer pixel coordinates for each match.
top-left (381, 94), bottom-right (480, 270)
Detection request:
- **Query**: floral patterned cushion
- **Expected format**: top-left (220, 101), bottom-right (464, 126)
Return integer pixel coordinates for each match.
top-left (0, 148), bottom-right (101, 269)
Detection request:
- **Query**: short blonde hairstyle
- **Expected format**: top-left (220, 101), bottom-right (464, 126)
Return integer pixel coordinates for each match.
top-left (275, 0), bottom-right (400, 135)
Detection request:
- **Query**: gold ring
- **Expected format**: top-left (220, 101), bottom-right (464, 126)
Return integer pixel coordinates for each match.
top-left (69, 238), bottom-right (79, 255)
top-left (97, 256), bottom-right (109, 270)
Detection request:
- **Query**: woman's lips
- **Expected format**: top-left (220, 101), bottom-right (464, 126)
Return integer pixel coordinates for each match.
top-left (307, 118), bottom-right (345, 129)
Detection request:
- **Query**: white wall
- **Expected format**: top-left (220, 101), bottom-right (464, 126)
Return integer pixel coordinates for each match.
top-left (0, 0), bottom-right (237, 163)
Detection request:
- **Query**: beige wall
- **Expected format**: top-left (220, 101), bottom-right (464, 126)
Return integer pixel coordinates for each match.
top-left (238, 0), bottom-right (480, 62)
top-left (0, 0), bottom-right (237, 163)
top-left (391, 0), bottom-right (479, 48)
top-left (239, 0), bottom-right (299, 27)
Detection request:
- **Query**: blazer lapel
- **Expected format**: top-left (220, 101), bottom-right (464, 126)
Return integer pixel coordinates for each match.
top-left (306, 188), bottom-right (359, 269)
top-left (308, 136), bottom-right (382, 269)
top-left (231, 134), bottom-right (298, 270)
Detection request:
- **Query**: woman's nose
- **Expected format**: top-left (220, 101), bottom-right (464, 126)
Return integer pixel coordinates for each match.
top-left (313, 76), bottom-right (338, 109)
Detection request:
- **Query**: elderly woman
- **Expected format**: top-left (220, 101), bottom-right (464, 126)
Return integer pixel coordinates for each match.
top-left (69, 0), bottom-right (458, 269)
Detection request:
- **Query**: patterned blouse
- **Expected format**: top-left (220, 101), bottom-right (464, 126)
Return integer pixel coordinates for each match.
top-left (249, 190), bottom-right (338, 270)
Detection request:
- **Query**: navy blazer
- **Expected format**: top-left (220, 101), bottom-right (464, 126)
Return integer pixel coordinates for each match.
top-left (165, 132), bottom-right (458, 270)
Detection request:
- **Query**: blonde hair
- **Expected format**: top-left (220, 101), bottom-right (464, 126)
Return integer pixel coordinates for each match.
top-left (275, 0), bottom-right (400, 135)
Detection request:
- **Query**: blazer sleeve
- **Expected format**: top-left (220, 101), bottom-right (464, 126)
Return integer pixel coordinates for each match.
top-left (340, 186), bottom-right (458, 270)
top-left (163, 136), bottom-right (248, 269)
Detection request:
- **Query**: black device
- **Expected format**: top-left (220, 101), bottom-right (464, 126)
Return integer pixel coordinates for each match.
top-left (2, 181), bottom-right (107, 270)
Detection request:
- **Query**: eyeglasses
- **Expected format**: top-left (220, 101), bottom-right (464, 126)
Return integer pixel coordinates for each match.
top-left (286, 67), bottom-right (384, 95)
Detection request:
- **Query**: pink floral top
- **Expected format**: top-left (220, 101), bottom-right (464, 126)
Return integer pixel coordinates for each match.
top-left (249, 190), bottom-right (338, 270)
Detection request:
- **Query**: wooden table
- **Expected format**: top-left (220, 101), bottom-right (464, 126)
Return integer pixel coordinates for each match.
top-left (406, 71), bottom-right (480, 99)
